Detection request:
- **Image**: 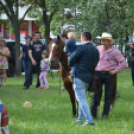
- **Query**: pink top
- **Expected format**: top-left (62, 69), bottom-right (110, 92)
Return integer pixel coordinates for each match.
top-left (95, 45), bottom-right (127, 73)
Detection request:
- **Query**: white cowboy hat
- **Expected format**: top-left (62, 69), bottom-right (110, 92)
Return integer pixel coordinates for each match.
top-left (96, 32), bottom-right (115, 44)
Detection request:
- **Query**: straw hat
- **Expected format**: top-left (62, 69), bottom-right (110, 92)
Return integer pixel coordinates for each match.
top-left (96, 32), bottom-right (115, 44)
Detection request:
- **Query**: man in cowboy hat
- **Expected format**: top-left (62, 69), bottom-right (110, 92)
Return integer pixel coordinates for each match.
top-left (91, 32), bottom-right (127, 119)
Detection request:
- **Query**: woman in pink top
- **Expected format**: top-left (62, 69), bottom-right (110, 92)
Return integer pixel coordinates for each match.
top-left (0, 39), bottom-right (11, 85)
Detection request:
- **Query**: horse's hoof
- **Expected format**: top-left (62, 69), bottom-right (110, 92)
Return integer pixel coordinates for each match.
top-left (72, 115), bottom-right (77, 118)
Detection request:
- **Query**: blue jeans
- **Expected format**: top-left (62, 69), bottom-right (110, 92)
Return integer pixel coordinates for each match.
top-left (73, 78), bottom-right (94, 123)
top-left (71, 64), bottom-right (76, 77)
top-left (22, 59), bottom-right (33, 85)
top-left (129, 60), bottom-right (134, 84)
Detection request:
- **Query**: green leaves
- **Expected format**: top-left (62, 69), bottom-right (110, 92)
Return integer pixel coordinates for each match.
top-left (76, 0), bottom-right (134, 51)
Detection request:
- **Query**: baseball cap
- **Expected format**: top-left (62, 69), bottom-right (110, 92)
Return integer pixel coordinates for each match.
top-left (25, 36), bottom-right (32, 40)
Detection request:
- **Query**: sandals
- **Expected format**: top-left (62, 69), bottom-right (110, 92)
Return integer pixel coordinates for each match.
top-left (37, 87), bottom-right (44, 89)
top-left (43, 87), bottom-right (50, 90)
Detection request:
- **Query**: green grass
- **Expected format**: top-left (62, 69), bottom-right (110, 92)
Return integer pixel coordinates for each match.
top-left (1, 70), bottom-right (134, 134)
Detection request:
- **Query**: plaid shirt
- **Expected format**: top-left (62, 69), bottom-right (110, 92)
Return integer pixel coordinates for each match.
top-left (68, 43), bottom-right (100, 84)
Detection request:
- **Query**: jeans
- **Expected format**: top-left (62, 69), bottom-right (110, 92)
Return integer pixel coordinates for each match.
top-left (73, 78), bottom-right (94, 123)
top-left (22, 59), bottom-right (33, 84)
top-left (71, 64), bottom-right (76, 77)
top-left (24, 60), bottom-right (41, 88)
top-left (129, 60), bottom-right (134, 84)
top-left (91, 72), bottom-right (114, 117)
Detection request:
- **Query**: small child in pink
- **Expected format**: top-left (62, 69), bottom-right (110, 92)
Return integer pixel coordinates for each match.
top-left (37, 51), bottom-right (50, 90)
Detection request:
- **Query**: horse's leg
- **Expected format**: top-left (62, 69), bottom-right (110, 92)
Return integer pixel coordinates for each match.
top-left (64, 81), bottom-right (76, 117)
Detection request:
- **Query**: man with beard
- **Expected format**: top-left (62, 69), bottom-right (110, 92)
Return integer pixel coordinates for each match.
top-left (23, 32), bottom-right (46, 89)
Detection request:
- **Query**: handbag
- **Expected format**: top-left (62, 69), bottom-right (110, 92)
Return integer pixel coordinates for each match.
top-left (88, 44), bottom-right (101, 92)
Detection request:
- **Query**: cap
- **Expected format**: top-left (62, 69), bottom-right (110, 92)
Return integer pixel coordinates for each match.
top-left (25, 36), bottom-right (32, 40)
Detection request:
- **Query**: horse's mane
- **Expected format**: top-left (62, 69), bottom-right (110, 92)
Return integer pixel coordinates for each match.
top-left (50, 38), bottom-right (65, 46)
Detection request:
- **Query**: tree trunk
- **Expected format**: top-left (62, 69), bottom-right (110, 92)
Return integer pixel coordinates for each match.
top-left (12, 22), bottom-right (21, 76)
top-left (44, 22), bottom-right (50, 51)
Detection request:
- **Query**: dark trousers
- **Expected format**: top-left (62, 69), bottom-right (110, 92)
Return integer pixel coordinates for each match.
top-left (24, 60), bottom-right (41, 88)
top-left (22, 59), bottom-right (33, 84)
top-left (91, 71), bottom-right (114, 117)
top-left (129, 60), bottom-right (134, 84)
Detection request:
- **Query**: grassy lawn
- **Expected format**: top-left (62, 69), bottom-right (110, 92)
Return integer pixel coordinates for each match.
top-left (0, 70), bottom-right (134, 134)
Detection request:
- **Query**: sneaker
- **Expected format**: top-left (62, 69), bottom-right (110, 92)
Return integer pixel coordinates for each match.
top-left (23, 86), bottom-right (29, 89)
top-left (72, 120), bottom-right (83, 124)
top-left (82, 122), bottom-right (95, 127)
top-left (3, 83), bottom-right (6, 86)
top-left (69, 75), bottom-right (74, 83)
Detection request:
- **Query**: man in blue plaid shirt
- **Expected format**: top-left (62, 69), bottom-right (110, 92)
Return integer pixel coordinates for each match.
top-left (68, 32), bottom-right (100, 127)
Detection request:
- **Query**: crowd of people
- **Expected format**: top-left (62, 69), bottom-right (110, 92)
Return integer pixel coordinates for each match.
top-left (0, 30), bottom-right (134, 126)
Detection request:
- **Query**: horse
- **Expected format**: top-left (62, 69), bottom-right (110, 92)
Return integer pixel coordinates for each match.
top-left (48, 35), bottom-right (77, 117)
top-left (48, 35), bottom-right (117, 116)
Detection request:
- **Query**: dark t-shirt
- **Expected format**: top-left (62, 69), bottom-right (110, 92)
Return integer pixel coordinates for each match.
top-left (28, 40), bottom-right (46, 61)
top-left (22, 44), bottom-right (30, 61)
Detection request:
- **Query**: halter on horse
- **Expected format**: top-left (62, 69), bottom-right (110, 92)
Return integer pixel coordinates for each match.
top-left (48, 35), bottom-right (77, 117)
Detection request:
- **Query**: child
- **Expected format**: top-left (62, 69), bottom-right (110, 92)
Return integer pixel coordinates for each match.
top-left (37, 50), bottom-right (50, 90)
top-left (64, 32), bottom-right (87, 82)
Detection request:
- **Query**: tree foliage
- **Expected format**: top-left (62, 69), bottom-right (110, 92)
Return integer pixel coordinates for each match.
top-left (28, 0), bottom-right (76, 49)
top-left (76, 0), bottom-right (134, 53)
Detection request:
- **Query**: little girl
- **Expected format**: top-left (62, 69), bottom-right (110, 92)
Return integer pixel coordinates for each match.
top-left (37, 50), bottom-right (50, 90)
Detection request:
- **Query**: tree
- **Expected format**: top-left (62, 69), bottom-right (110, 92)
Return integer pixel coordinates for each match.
top-left (76, 0), bottom-right (134, 54)
top-left (0, 0), bottom-right (35, 76)
top-left (28, 0), bottom-right (76, 50)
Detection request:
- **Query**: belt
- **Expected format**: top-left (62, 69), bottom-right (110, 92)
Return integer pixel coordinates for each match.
top-left (97, 71), bottom-right (109, 74)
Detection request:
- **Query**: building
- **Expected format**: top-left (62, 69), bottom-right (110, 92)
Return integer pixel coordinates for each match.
top-left (0, 4), bottom-right (75, 42)
top-left (0, 5), bottom-right (42, 42)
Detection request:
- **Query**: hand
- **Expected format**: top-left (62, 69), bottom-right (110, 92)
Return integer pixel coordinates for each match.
top-left (32, 59), bottom-right (37, 65)
top-left (109, 70), bottom-right (116, 76)
top-left (19, 57), bottom-right (22, 60)
top-left (127, 43), bottom-right (132, 46)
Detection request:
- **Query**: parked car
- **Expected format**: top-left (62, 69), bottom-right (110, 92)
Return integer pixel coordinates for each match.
top-left (5, 38), bottom-right (50, 76)
top-left (5, 40), bottom-right (25, 77)
top-left (0, 100), bottom-right (10, 134)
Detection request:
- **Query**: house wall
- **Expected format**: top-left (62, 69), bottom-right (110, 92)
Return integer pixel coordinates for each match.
top-left (0, 20), bottom-right (40, 40)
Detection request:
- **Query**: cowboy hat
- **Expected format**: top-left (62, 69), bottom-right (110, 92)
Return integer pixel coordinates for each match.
top-left (96, 32), bottom-right (115, 44)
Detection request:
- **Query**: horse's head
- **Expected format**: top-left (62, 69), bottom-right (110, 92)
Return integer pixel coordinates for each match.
top-left (49, 35), bottom-right (65, 65)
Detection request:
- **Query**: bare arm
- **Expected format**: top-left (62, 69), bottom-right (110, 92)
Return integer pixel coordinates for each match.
top-left (0, 50), bottom-right (11, 57)
top-left (28, 50), bottom-right (34, 61)
top-left (19, 51), bottom-right (24, 59)
top-left (28, 50), bottom-right (36, 65)
top-left (127, 43), bottom-right (134, 49)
